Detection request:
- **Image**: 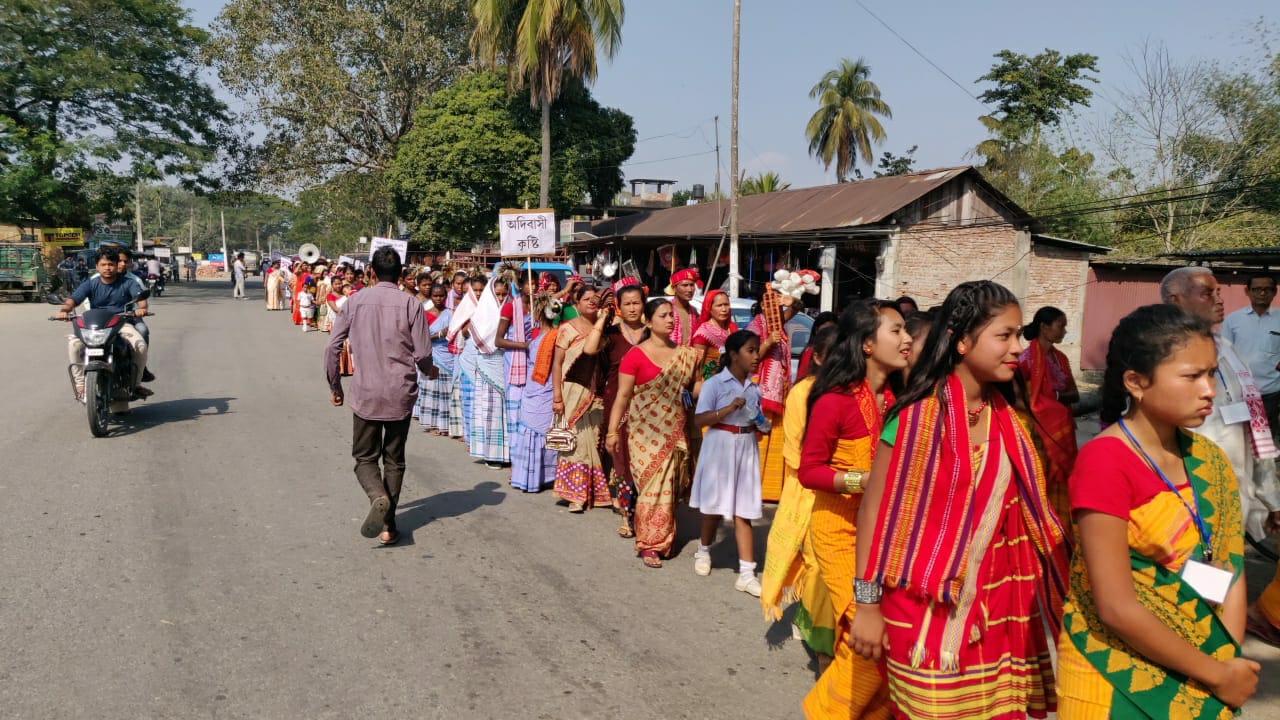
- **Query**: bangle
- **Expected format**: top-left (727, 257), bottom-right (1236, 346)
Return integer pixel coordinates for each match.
top-left (853, 579), bottom-right (882, 605)
top-left (842, 469), bottom-right (865, 494)
top-left (606, 432), bottom-right (619, 439)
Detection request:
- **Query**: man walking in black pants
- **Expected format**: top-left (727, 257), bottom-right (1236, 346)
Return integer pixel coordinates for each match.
top-left (324, 246), bottom-right (435, 545)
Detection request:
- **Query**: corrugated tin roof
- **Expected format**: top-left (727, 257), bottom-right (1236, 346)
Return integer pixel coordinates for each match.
top-left (587, 166), bottom-right (975, 240)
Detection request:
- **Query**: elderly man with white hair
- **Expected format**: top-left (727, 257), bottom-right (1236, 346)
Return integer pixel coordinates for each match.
top-left (1162, 266), bottom-right (1280, 645)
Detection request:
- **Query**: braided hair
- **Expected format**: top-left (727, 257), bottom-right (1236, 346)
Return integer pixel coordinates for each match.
top-left (888, 280), bottom-right (1020, 419)
top-left (1099, 304), bottom-right (1213, 423)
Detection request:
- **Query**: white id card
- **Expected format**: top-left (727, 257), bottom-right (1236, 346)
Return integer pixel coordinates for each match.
top-left (1218, 401), bottom-right (1252, 425)
top-left (1181, 559), bottom-right (1233, 604)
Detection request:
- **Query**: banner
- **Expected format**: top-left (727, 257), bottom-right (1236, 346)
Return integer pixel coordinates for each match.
top-left (43, 227), bottom-right (84, 246)
top-left (153, 247), bottom-right (171, 259)
top-left (338, 255), bottom-right (355, 267)
top-left (208, 252), bottom-right (225, 270)
top-left (498, 209), bottom-right (556, 257)
top-left (368, 237), bottom-right (408, 263)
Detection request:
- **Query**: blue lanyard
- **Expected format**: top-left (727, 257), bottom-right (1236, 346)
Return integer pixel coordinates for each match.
top-left (1117, 419), bottom-right (1213, 563)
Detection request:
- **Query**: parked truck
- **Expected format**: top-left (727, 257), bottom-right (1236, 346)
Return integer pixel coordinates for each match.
top-left (0, 243), bottom-right (51, 301)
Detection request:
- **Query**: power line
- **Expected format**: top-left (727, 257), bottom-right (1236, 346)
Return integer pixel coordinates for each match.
top-left (854, 0), bottom-right (989, 110)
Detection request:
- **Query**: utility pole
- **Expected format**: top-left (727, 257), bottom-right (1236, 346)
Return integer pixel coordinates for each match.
top-left (728, 0), bottom-right (741, 298)
top-left (713, 115), bottom-right (721, 200)
top-left (220, 209), bottom-right (228, 276)
top-left (134, 183), bottom-right (145, 253)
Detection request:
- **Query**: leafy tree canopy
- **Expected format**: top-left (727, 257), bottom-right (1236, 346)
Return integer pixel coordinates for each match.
top-left (207, 0), bottom-right (472, 186)
top-left (388, 71), bottom-right (635, 248)
top-left (739, 171), bottom-right (791, 196)
top-left (0, 0), bottom-right (227, 226)
top-left (874, 146), bottom-right (918, 177)
top-left (287, 173), bottom-right (396, 257)
top-left (976, 49), bottom-right (1099, 134)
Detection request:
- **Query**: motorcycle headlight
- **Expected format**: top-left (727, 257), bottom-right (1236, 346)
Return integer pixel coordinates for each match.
top-left (81, 327), bottom-right (112, 346)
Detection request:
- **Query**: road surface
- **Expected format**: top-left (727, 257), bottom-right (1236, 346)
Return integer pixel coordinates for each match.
top-left (1, 280), bottom-right (1276, 718)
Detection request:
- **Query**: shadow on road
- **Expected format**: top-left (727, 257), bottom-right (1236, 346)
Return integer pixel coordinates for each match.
top-left (394, 481), bottom-right (506, 540)
top-left (108, 396), bottom-right (235, 436)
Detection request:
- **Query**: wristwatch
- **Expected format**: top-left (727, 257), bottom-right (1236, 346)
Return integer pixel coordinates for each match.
top-left (842, 469), bottom-right (865, 494)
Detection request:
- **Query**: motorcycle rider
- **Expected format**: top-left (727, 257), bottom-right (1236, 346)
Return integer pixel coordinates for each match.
top-left (56, 247), bottom-right (152, 403)
top-left (145, 254), bottom-right (165, 293)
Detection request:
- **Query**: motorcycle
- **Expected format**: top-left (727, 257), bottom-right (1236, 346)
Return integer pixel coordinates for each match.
top-left (48, 290), bottom-right (153, 437)
top-left (147, 273), bottom-right (163, 297)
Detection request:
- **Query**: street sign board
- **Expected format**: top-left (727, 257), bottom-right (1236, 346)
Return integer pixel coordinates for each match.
top-left (498, 209), bottom-right (555, 257)
top-left (368, 237), bottom-right (408, 263)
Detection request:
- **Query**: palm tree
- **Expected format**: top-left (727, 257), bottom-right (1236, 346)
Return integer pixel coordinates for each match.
top-left (471, 0), bottom-right (625, 208)
top-left (738, 171), bottom-right (791, 196)
top-left (805, 58), bottom-right (892, 182)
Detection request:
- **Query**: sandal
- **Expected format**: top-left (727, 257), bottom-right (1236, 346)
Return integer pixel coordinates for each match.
top-left (641, 550), bottom-right (663, 569)
top-left (568, 502), bottom-right (585, 514)
top-left (379, 530), bottom-right (402, 546)
top-left (616, 524), bottom-right (634, 538)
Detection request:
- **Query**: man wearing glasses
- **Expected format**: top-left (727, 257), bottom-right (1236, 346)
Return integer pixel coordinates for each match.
top-left (1223, 274), bottom-right (1280, 434)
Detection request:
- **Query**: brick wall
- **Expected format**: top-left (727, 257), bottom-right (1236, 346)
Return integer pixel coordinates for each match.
top-left (1026, 244), bottom-right (1090, 370)
top-left (876, 224), bottom-right (1090, 370)
top-left (885, 224), bottom-right (1023, 309)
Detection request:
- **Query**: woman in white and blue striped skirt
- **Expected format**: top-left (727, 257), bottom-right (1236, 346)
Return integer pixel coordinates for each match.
top-left (417, 283), bottom-right (454, 434)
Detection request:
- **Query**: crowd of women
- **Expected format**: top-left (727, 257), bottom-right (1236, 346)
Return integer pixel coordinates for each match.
top-left (267, 254), bottom-right (1269, 718)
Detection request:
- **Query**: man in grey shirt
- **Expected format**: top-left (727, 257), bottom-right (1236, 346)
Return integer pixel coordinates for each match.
top-left (325, 246), bottom-right (435, 545)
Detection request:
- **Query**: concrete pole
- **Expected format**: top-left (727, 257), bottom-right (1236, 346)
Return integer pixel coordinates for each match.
top-left (220, 209), bottom-right (228, 275)
top-left (134, 183), bottom-right (144, 253)
top-left (728, 0), bottom-right (741, 298)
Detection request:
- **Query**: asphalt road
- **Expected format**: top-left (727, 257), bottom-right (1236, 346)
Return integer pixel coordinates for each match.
top-left (0, 279), bottom-right (1276, 719)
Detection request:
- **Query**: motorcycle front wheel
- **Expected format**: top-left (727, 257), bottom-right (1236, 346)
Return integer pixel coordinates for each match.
top-left (86, 369), bottom-right (111, 437)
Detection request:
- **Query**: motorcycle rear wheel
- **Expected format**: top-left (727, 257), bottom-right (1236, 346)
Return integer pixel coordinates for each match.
top-left (86, 369), bottom-right (111, 437)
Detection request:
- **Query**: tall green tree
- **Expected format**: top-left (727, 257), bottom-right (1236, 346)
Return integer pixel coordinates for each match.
top-left (976, 49), bottom-right (1099, 145)
top-left (0, 0), bottom-right (227, 226)
top-left (805, 58), bottom-right (892, 183)
top-left (973, 48), bottom-right (1107, 244)
top-left (387, 71), bottom-right (634, 247)
top-left (208, 0), bottom-right (471, 187)
top-left (287, 173), bottom-right (397, 256)
top-left (874, 146), bottom-right (918, 177)
top-left (471, 0), bottom-right (625, 207)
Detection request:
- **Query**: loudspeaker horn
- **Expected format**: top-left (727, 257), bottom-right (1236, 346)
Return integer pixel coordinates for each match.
top-left (298, 244), bottom-right (321, 264)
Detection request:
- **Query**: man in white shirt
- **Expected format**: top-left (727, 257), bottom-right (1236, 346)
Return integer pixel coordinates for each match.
top-left (1222, 274), bottom-right (1280, 434)
top-left (232, 252), bottom-right (246, 299)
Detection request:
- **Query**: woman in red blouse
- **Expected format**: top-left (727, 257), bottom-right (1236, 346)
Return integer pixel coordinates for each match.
top-left (797, 299), bottom-right (911, 718)
top-left (606, 299), bottom-right (702, 568)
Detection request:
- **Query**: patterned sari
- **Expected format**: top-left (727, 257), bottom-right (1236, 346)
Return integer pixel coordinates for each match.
top-left (553, 323), bottom-right (610, 507)
top-left (1057, 432), bottom-right (1245, 720)
top-left (1019, 340), bottom-right (1078, 522)
top-left (627, 346), bottom-right (699, 557)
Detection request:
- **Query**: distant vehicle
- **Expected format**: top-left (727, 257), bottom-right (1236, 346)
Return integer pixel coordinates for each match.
top-left (0, 243), bottom-right (51, 301)
top-left (237, 250), bottom-right (262, 276)
top-left (492, 260), bottom-right (574, 288)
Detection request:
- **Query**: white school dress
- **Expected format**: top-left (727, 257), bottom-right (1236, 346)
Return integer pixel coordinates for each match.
top-left (689, 368), bottom-right (764, 520)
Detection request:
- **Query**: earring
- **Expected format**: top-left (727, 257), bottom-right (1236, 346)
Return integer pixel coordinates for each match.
top-left (863, 347), bottom-right (873, 357)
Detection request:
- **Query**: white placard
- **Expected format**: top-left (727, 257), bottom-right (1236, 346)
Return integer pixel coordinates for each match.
top-left (153, 247), bottom-right (171, 259)
top-left (368, 237), bottom-right (408, 263)
top-left (337, 255), bottom-right (355, 267)
top-left (499, 209), bottom-right (556, 257)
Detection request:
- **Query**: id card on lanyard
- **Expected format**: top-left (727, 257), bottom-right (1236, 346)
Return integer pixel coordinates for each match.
top-left (1118, 420), bottom-right (1232, 603)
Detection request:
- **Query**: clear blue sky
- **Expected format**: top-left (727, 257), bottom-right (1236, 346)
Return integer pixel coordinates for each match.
top-left (184, 0), bottom-right (1273, 192)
